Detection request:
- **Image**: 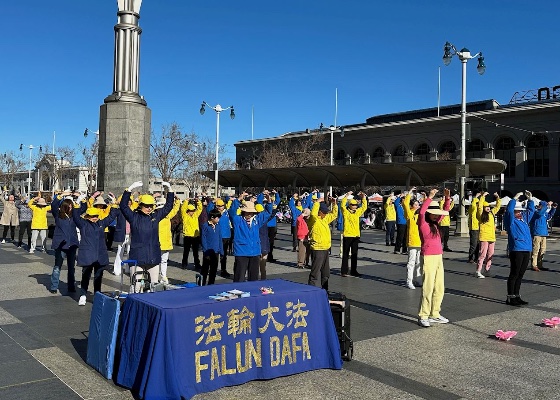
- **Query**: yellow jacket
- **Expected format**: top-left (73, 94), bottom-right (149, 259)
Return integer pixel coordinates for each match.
top-left (308, 202), bottom-right (338, 250)
top-left (181, 199), bottom-right (203, 237)
top-left (468, 197), bottom-right (480, 230)
top-left (477, 196), bottom-right (501, 242)
top-left (403, 193), bottom-right (421, 248)
top-left (341, 196), bottom-right (368, 238)
top-left (439, 199), bottom-right (455, 227)
top-left (159, 199), bottom-right (181, 251)
top-left (384, 197), bottom-right (396, 221)
top-left (28, 199), bottom-right (51, 230)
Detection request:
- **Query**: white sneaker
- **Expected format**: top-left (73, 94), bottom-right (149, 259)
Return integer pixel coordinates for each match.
top-left (160, 276), bottom-right (169, 284)
top-left (1, 239), bottom-right (5, 244)
top-left (78, 295), bottom-right (87, 306)
top-left (29, 249), bottom-right (34, 254)
top-left (406, 281), bottom-right (416, 290)
top-left (476, 271), bottom-right (485, 279)
top-left (429, 316), bottom-right (449, 324)
top-left (418, 319), bottom-right (430, 327)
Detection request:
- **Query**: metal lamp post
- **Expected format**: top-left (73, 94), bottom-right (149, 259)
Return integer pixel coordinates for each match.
top-left (19, 144), bottom-right (42, 195)
top-left (442, 41), bottom-right (486, 236)
top-left (200, 101), bottom-right (235, 198)
top-left (84, 128), bottom-right (100, 194)
top-left (319, 123), bottom-right (345, 195)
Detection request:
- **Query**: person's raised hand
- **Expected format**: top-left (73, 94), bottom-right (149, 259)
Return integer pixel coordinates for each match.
top-left (429, 188), bottom-right (438, 198)
top-left (127, 181), bottom-right (143, 192)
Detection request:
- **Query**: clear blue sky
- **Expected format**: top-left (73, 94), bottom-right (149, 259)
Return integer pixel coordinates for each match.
top-left (1, 1), bottom-right (558, 162)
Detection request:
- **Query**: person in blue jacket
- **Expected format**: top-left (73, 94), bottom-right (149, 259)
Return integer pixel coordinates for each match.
top-left (258, 190), bottom-right (281, 263)
top-left (73, 203), bottom-right (119, 306)
top-left (393, 193), bottom-right (408, 254)
top-left (119, 181), bottom-right (175, 290)
top-left (207, 198), bottom-right (232, 278)
top-left (529, 199), bottom-right (557, 271)
top-left (229, 192), bottom-right (272, 282)
top-left (289, 194), bottom-right (303, 251)
top-left (49, 193), bottom-right (80, 294)
top-left (200, 209), bottom-right (223, 285)
top-left (504, 191), bottom-right (535, 306)
top-left (254, 197), bottom-right (275, 280)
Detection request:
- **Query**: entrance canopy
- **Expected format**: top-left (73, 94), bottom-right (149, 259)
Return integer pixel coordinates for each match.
top-left (204, 159), bottom-right (506, 189)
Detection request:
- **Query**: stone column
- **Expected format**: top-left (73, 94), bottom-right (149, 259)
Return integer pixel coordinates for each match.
top-left (514, 144), bottom-right (526, 183)
top-left (98, 0), bottom-right (151, 195)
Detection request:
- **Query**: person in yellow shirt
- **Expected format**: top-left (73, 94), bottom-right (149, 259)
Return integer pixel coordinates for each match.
top-left (475, 192), bottom-right (501, 278)
top-left (340, 191), bottom-right (368, 277)
top-left (180, 198), bottom-right (203, 270)
top-left (384, 193), bottom-right (396, 246)
top-left (156, 195), bottom-right (181, 283)
top-left (403, 188), bottom-right (422, 289)
top-left (28, 195), bottom-right (52, 253)
top-left (467, 191), bottom-right (482, 263)
top-left (308, 197), bottom-right (338, 289)
top-left (438, 194), bottom-right (455, 252)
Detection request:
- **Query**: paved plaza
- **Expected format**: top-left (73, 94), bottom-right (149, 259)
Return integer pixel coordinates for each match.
top-left (1, 223), bottom-right (560, 399)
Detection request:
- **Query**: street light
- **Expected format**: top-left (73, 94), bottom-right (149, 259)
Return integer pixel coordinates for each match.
top-left (200, 101), bottom-right (235, 198)
top-left (442, 41), bottom-right (486, 237)
top-left (19, 144), bottom-right (42, 196)
top-left (83, 128), bottom-right (100, 194)
top-left (319, 123), bottom-right (345, 195)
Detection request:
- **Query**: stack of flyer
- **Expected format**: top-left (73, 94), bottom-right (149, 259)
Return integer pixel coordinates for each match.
top-left (209, 289), bottom-right (250, 301)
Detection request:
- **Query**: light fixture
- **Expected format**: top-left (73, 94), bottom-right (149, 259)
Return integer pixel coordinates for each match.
top-left (230, 106), bottom-right (235, 120)
top-left (477, 53), bottom-right (486, 75)
top-left (84, 128), bottom-right (89, 138)
top-left (199, 102), bottom-right (206, 115)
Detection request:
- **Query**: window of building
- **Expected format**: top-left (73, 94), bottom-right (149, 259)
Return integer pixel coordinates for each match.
top-left (495, 136), bottom-right (516, 178)
top-left (353, 148), bottom-right (366, 164)
top-left (466, 139), bottom-right (485, 159)
top-left (335, 149), bottom-right (346, 165)
top-left (438, 141), bottom-right (456, 160)
top-left (527, 134), bottom-right (549, 177)
top-left (372, 147), bottom-right (384, 163)
top-left (392, 145), bottom-right (406, 163)
top-left (414, 142), bottom-right (430, 161)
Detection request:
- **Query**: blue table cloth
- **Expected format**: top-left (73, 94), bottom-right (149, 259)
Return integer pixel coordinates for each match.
top-left (116, 279), bottom-right (342, 400)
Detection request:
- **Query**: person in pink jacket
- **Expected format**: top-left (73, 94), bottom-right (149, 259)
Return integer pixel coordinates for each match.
top-left (296, 208), bottom-right (311, 268)
top-left (417, 188), bottom-right (451, 328)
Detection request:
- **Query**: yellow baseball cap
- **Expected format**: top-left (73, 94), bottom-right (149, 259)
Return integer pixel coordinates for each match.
top-left (138, 194), bottom-right (156, 205)
top-left (85, 207), bottom-right (101, 217)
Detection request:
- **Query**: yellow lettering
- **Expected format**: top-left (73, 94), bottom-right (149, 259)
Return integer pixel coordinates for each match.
top-left (195, 350), bottom-right (209, 383)
top-left (210, 347), bottom-right (221, 381)
top-left (221, 345), bottom-right (236, 375)
top-left (291, 332), bottom-right (302, 362)
top-left (270, 336), bottom-right (280, 367)
top-left (302, 331), bottom-right (311, 360)
top-left (246, 338), bottom-right (262, 369)
top-left (281, 335), bottom-right (293, 365)
top-left (236, 342), bottom-right (249, 373)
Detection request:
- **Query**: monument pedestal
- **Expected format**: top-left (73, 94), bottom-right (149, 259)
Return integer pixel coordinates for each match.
top-left (97, 102), bottom-right (151, 194)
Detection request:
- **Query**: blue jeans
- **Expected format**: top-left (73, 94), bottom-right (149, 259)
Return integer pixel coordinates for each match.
top-left (50, 246), bottom-right (77, 291)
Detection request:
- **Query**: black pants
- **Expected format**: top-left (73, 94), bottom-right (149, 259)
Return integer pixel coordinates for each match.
top-left (267, 226), bottom-right (277, 260)
top-left (507, 251), bottom-right (530, 296)
top-left (80, 262), bottom-right (105, 295)
top-left (394, 224), bottom-right (407, 252)
top-left (385, 221), bottom-right (396, 244)
top-left (220, 238), bottom-right (231, 272)
top-left (2, 225), bottom-right (15, 241)
top-left (341, 237), bottom-right (360, 275)
top-left (468, 229), bottom-right (480, 261)
top-left (106, 226), bottom-right (116, 250)
top-left (233, 255), bottom-right (260, 282)
top-left (309, 249), bottom-right (329, 290)
top-left (291, 225), bottom-right (297, 250)
top-left (17, 221), bottom-right (32, 246)
top-left (54, 245), bottom-right (77, 290)
top-left (439, 226), bottom-right (450, 249)
top-left (201, 251), bottom-right (219, 285)
top-left (182, 236), bottom-right (201, 268)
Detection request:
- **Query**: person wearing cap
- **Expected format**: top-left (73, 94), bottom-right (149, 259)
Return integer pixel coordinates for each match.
top-left (504, 191), bottom-right (535, 306)
top-left (156, 195), bottom-right (181, 284)
top-left (289, 194), bottom-right (303, 251)
top-left (438, 192), bottom-right (455, 252)
top-left (119, 181), bottom-right (175, 289)
top-left (296, 208), bottom-right (311, 268)
top-left (384, 193), bottom-right (397, 246)
top-left (403, 188), bottom-right (422, 289)
top-left (475, 192), bottom-right (501, 278)
top-left (393, 192), bottom-right (408, 255)
top-left (529, 197), bottom-right (557, 271)
top-left (73, 201), bottom-right (119, 306)
top-left (200, 209), bottom-right (224, 285)
top-left (49, 193), bottom-right (80, 294)
top-left (467, 191), bottom-right (482, 263)
top-left (254, 201), bottom-right (275, 280)
top-left (28, 193), bottom-right (52, 253)
top-left (228, 192), bottom-right (272, 282)
top-left (207, 197), bottom-right (233, 278)
top-left (340, 191), bottom-right (368, 277)
top-left (15, 196), bottom-right (33, 248)
top-left (180, 198), bottom-right (203, 270)
top-left (1, 191), bottom-right (19, 243)
top-left (417, 188), bottom-right (451, 328)
top-left (308, 196), bottom-right (338, 289)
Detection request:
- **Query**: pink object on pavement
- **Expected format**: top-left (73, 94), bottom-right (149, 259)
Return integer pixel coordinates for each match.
top-left (495, 330), bottom-right (517, 341)
top-left (542, 317), bottom-right (560, 328)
